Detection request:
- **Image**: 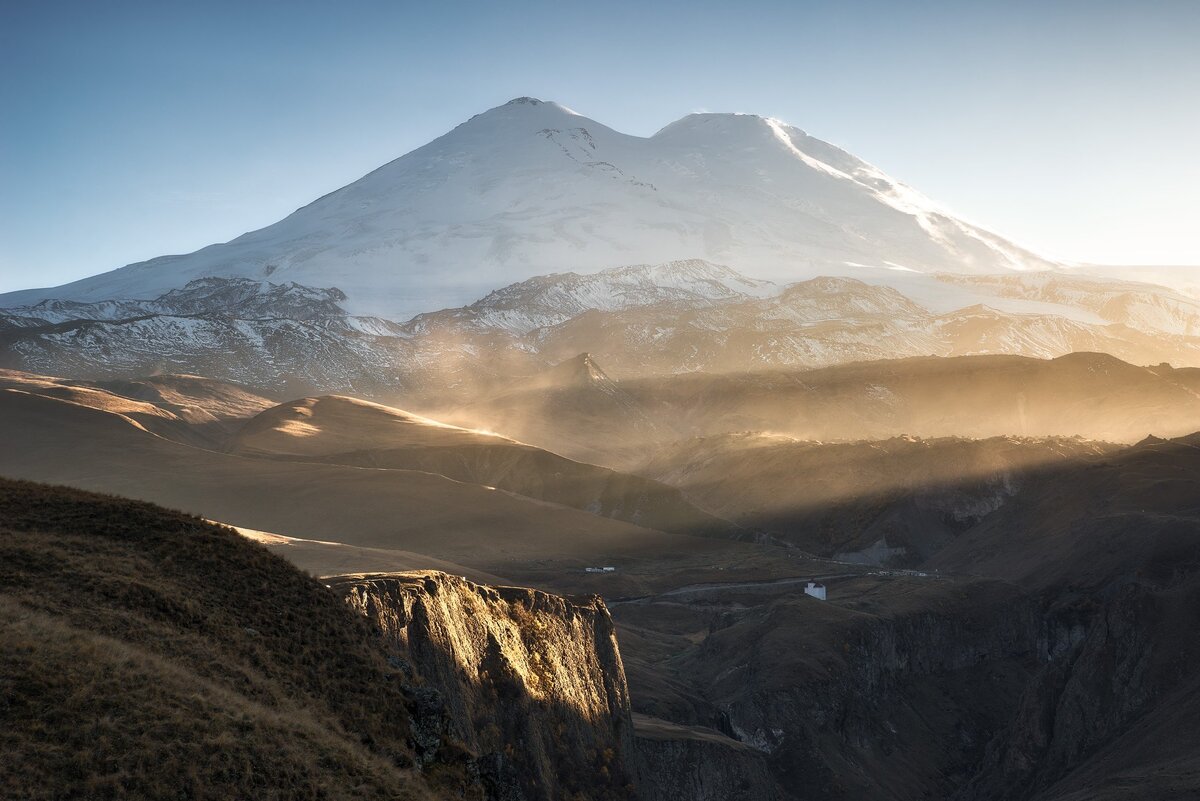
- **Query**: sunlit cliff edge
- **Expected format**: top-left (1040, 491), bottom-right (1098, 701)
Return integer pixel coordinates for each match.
top-left (336, 572), bottom-right (638, 800)
top-left (0, 480), bottom-right (651, 800)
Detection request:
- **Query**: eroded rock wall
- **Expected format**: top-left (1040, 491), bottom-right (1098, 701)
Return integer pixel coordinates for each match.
top-left (336, 571), bottom-right (637, 801)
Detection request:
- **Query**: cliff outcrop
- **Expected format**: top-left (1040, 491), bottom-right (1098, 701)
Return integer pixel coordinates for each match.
top-left (631, 713), bottom-right (786, 801)
top-left (336, 572), bottom-right (638, 801)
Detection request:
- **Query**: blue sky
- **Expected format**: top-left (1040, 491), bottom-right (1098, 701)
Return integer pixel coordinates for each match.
top-left (2, 0), bottom-right (1198, 292)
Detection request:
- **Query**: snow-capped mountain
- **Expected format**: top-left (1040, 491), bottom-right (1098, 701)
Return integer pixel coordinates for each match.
top-left (1, 97), bottom-right (1056, 320)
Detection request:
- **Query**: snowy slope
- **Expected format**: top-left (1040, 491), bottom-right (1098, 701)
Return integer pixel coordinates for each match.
top-left (936, 272), bottom-right (1200, 336)
top-left (7, 278), bottom-right (350, 324)
top-left (403, 259), bottom-right (777, 336)
top-left (1, 98), bottom-right (1056, 320)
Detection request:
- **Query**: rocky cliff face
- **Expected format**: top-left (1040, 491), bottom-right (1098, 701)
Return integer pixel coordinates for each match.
top-left (613, 575), bottom-right (1048, 801)
top-left (631, 714), bottom-right (787, 801)
top-left (335, 572), bottom-right (638, 801)
top-left (699, 581), bottom-right (1042, 799)
top-left (620, 435), bottom-right (1200, 801)
top-left (956, 588), bottom-right (1162, 801)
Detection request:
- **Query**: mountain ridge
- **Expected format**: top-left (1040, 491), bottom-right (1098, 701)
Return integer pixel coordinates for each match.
top-left (8, 264), bottom-right (1200, 400)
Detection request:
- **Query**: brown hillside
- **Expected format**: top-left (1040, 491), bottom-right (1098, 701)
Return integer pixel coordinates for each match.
top-left (0, 478), bottom-right (472, 800)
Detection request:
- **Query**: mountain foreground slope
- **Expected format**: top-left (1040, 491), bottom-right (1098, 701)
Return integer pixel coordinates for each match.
top-left (0, 478), bottom-right (656, 800)
top-left (0, 478), bottom-right (461, 800)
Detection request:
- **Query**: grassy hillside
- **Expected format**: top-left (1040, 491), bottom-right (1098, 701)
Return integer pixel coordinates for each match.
top-left (0, 478), bottom-right (472, 801)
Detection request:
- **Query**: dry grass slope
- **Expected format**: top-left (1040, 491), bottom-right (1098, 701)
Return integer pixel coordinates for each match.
top-left (0, 479), bottom-right (474, 801)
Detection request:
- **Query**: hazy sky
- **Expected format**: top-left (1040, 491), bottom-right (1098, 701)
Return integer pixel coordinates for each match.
top-left (2, 0), bottom-right (1198, 293)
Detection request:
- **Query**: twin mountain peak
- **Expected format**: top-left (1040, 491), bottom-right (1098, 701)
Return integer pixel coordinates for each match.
top-left (1, 96), bottom-right (1054, 322)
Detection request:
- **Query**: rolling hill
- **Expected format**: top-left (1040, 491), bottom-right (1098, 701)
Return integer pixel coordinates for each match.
top-left (231, 393), bottom-right (744, 539)
top-left (0, 382), bottom-right (762, 591)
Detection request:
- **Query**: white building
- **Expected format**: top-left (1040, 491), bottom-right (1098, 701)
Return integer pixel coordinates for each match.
top-left (804, 581), bottom-right (827, 601)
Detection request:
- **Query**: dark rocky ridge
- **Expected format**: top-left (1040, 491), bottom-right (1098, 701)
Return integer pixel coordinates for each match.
top-left (636, 433), bottom-right (1118, 561)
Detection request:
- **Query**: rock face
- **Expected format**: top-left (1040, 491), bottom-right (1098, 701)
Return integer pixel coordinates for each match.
top-left (924, 436), bottom-right (1200, 800)
top-left (616, 433), bottom-right (1200, 801)
top-left (671, 578), bottom-right (1043, 800)
top-left (955, 586), bottom-right (1167, 801)
top-left (336, 572), bottom-right (638, 801)
top-left (631, 714), bottom-right (787, 801)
